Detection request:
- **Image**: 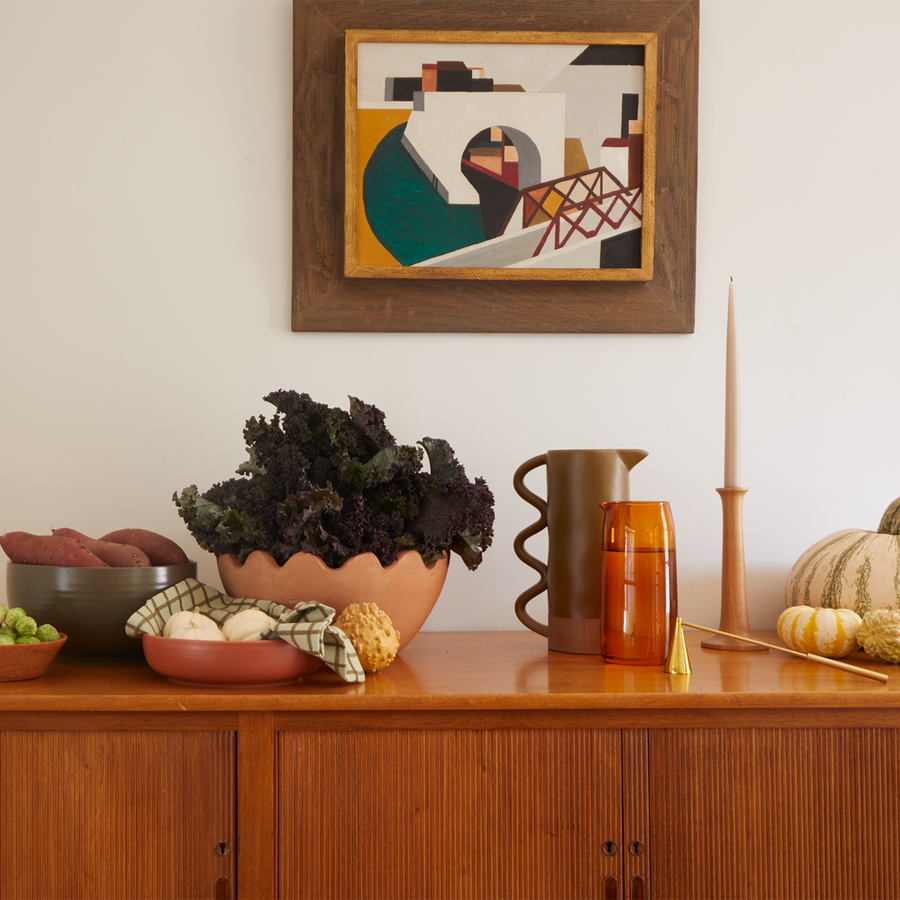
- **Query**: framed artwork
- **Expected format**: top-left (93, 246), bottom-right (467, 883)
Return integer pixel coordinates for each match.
top-left (346, 31), bottom-right (656, 281)
top-left (292, 1), bottom-right (699, 333)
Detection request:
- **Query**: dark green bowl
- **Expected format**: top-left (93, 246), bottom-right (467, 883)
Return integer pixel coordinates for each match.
top-left (6, 562), bottom-right (197, 661)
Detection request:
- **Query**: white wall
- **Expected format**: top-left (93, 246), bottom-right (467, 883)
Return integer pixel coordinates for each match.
top-left (2, 0), bottom-right (899, 637)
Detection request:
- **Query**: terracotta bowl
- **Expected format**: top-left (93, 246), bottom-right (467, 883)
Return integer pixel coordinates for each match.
top-left (216, 549), bottom-right (450, 651)
top-left (0, 634), bottom-right (68, 682)
top-left (141, 634), bottom-right (321, 687)
top-left (6, 562), bottom-right (197, 661)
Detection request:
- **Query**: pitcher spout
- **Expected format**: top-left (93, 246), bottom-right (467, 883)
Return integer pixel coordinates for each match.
top-left (618, 449), bottom-right (649, 471)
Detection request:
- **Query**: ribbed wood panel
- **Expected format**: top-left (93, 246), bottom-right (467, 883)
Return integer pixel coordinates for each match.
top-left (650, 728), bottom-right (900, 899)
top-left (278, 728), bottom-right (622, 900)
top-left (622, 729), bottom-right (650, 898)
top-left (0, 730), bottom-right (235, 900)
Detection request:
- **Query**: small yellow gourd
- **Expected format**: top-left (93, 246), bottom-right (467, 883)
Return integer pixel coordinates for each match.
top-left (165, 608), bottom-right (225, 641)
top-left (777, 605), bottom-right (862, 658)
top-left (221, 608), bottom-right (277, 642)
top-left (333, 602), bottom-right (400, 673)
top-left (856, 610), bottom-right (900, 664)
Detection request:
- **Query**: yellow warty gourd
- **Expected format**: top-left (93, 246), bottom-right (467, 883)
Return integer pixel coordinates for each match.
top-left (776, 605), bottom-right (862, 658)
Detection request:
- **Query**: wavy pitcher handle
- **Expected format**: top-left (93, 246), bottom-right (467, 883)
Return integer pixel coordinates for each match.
top-left (512, 454), bottom-right (549, 638)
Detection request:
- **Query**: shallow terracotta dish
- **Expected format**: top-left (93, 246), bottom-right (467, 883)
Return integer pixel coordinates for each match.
top-left (216, 549), bottom-right (449, 651)
top-left (0, 634), bottom-right (68, 682)
top-left (141, 634), bottom-right (322, 687)
top-left (6, 562), bottom-right (197, 661)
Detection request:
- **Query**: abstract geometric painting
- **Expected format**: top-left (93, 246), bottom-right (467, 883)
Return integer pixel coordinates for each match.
top-left (346, 32), bottom-right (657, 280)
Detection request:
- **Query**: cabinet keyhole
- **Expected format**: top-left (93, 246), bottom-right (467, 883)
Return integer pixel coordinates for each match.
top-left (602, 840), bottom-right (618, 857)
top-left (215, 841), bottom-right (231, 857)
top-left (629, 840), bottom-right (645, 856)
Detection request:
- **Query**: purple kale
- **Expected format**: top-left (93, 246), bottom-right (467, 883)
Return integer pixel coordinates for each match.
top-left (174, 391), bottom-right (494, 570)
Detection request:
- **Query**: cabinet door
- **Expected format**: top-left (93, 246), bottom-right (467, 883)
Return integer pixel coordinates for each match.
top-left (0, 730), bottom-right (235, 900)
top-left (279, 728), bottom-right (623, 900)
top-left (649, 728), bottom-right (900, 900)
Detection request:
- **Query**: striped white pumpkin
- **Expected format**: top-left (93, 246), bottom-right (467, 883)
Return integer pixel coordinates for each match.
top-left (776, 605), bottom-right (862, 658)
top-left (785, 497), bottom-right (900, 616)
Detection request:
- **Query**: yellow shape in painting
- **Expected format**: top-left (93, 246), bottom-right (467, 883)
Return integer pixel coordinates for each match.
top-left (356, 109), bottom-right (411, 268)
top-left (564, 138), bottom-right (589, 176)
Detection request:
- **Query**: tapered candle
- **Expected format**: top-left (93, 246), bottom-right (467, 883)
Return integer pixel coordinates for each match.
top-left (724, 280), bottom-right (740, 488)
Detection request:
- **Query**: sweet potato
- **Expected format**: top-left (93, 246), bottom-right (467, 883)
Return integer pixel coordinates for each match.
top-left (0, 531), bottom-right (109, 567)
top-left (98, 528), bottom-right (189, 566)
top-left (52, 528), bottom-right (150, 567)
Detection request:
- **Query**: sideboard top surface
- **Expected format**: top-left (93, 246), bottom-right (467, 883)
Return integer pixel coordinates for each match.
top-left (2, 630), bottom-right (898, 715)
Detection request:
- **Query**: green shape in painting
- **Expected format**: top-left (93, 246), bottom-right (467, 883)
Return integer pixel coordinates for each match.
top-left (363, 123), bottom-right (485, 266)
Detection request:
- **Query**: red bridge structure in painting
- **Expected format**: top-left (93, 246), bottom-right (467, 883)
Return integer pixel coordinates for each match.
top-left (500, 166), bottom-right (643, 259)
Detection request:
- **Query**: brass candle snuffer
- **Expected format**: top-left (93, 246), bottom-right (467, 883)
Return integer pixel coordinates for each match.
top-left (664, 617), bottom-right (888, 683)
top-left (664, 618), bottom-right (691, 675)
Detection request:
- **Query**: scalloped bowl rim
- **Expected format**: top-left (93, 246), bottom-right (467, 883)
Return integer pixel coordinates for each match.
top-left (222, 548), bottom-right (445, 577)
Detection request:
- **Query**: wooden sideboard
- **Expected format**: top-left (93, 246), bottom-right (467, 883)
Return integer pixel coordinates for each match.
top-left (2, 629), bottom-right (899, 900)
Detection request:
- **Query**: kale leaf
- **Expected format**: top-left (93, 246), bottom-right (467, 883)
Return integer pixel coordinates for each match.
top-left (173, 391), bottom-right (494, 570)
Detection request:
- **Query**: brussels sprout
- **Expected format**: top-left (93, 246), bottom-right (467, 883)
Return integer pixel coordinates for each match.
top-left (0, 625), bottom-right (16, 640)
top-left (15, 615), bottom-right (37, 637)
top-left (15, 635), bottom-right (41, 644)
top-left (36, 624), bottom-right (60, 643)
top-left (0, 634), bottom-right (15, 646)
top-left (0, 603), bottom-right (7, 624)
top-left (5, 607), bottom-right (25, 629)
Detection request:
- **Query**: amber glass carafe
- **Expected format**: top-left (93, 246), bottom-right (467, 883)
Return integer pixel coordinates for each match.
top-left (600, 501), bottom-right (677, 666)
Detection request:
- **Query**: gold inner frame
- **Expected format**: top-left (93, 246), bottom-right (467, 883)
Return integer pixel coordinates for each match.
top-left (344, 29), bottom-right (658, 283)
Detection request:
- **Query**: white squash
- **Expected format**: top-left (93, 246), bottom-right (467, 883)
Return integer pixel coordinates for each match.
top-left (785, 497), bottom-right (900, 616)
top-left (165, 608), bottom-right (225, 641)
top-left (163, 608), bottom-right (198, 638)
top-left (776, 605), bottom-right (862, 658)
top-left (221, 607), bottom-right (276, 642)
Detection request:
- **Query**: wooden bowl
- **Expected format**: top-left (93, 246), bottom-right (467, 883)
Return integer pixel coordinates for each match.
top-left (141, 634), bottom-right (321, 687)
top-left (0, 634), bottom-right (68, 682)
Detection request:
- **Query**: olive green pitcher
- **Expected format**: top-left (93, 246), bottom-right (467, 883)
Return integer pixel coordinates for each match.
top-left (513, 449), bottom-right (648, 654)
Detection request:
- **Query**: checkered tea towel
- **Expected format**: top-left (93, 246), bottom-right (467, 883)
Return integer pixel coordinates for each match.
top-left (125, 577), bottom-right (365, 683)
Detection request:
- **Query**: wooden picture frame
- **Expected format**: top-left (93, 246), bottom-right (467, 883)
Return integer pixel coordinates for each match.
top-left (292, 0), bottom-right (698, 333)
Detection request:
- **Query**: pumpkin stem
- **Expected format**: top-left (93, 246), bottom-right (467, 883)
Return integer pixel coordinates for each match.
top-left (877, 497), bottom-right (900, 535)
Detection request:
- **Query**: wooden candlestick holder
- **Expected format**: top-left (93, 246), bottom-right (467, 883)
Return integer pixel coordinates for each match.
top-left (701, 487), bottom-right (765, 651)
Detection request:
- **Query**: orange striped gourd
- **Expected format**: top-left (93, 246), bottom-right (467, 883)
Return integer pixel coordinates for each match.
top-left (776, 605), bottom-right (862, 658)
